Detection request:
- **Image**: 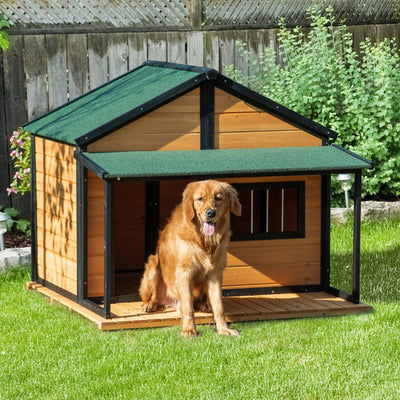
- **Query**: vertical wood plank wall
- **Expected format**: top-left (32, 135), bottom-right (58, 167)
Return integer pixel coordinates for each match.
top-left (35, 137), bottom-right (78, 295)
top-left (214, 89), bottom-right (322, 148)
top-left (87, 88), bottom-right (201, 152)
top-left (222, 175), bottom-right (321, 289)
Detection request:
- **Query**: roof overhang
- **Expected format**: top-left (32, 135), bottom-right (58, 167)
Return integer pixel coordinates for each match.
top-left (74, 145), bottom-right (373, 181)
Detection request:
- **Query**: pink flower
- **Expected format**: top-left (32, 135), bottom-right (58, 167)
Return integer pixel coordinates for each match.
top-left (14, 171), bottom-right (21, 179)
top-left (7, 187), bottom-right (17, 194)
top-left (10, 150), bottom-right (16, 157)
top-left (16, 139), bottom-right (23, 146)
top-left (23, 168), bottom-right (30, 174)
top-left (12, 130), bottom-right (20, 137)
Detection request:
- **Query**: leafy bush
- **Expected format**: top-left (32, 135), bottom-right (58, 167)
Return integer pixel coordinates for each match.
top-left (0, 206), bottom-right (30, 235)
top-left (226, 7), bottom-right (400, 203)
top-left (0, 12), bottom-right (10, 50)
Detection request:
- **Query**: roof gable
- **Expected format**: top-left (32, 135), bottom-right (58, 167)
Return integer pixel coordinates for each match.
top-left (25, 60), bottom-right (338, 147)
top-left (25, 62), bottom-right (210, 145)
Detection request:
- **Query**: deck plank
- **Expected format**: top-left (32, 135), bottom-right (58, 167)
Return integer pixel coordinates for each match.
top-left (26, 282), bottom-right (373, 331)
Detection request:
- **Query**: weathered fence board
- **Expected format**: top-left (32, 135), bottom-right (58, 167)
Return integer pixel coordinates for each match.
top-left (67, 34), bottom-right (89, 100)
top-left (25, 35), bottom-right (48, 121)
top-left (2, 35), bottom-right (29, 214)
top-left (0, 51), bottom-right (10, 208)
top-left (109, 33), bottom-right (129, 80)
top-left (128, 32), bottom-right (149, 70)
top-left (147, 32), bottom-right (168, 61)
top-left (88, 33), bottom-right (109, 89)
top-left (46, 34), bottom-right (68, 109)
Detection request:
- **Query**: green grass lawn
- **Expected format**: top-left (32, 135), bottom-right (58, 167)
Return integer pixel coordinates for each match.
top-left (1, 219), bottom-right (399, 399)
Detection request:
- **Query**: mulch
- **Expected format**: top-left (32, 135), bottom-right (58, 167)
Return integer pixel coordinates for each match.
top-left (4, 232), bottom-right (31, 248)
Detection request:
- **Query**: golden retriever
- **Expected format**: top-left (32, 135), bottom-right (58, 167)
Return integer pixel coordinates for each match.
top-left (139, 180), bottom-right (242, 337)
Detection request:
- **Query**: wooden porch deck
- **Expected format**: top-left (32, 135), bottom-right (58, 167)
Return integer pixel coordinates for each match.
top-left (26, 282), bottom-right (373, 331)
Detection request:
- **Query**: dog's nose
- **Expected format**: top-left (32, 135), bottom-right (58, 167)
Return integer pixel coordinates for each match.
top-left (205, 209), bottom-right (216, 219)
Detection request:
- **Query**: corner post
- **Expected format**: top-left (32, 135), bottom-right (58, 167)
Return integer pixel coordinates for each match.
top-left (352, 171), bottom-right (362, 304)
top-left (320, 174), bottom-right (331, 291)
top-left (104, 180), bottom-right (114, 319)
top-left (30, 135), bottom-right (38, 282)
top-left (76, 159), bottom-right (88, 304)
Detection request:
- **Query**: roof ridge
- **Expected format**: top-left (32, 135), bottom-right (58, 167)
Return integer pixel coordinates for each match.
top-left (144, 60), bottom-right (217, 76)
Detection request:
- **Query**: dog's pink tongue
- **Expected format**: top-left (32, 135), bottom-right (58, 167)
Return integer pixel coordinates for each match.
top-left (203, 222), bottom-right (215, 236)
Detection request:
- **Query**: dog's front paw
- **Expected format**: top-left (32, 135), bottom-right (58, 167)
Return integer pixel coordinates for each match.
top-left (217, 327), bottom-right (240, 336)
top-left (181, 328), bottom-right (200, 338)
top-left (141, 300), bottom-right (164, 313)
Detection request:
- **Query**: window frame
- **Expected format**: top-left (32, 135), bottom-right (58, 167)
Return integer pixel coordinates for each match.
top-left (231, 181), bottom-right (306, 241)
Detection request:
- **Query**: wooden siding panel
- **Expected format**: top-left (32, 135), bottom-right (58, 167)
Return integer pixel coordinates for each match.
top-left (36, 212), bottom-right (77, 242)
top-left (216, 131), bottom-right (321, 149)
top-left (87, 89), bottom-right (200, 152)
top-left (36, 191), bottom-right (77, 223)
top-left (222, 175), bottom-right (321, 288)
top-left (35, 154), bottom-right (76, 181)
top-left (87, 172), bottom-right (105, 297)
top-left (36, 174), bottom-right (76, 201)
top-left (34, 137), bottom-right (78, 295)
top-left (35, 137), bottom-right (75, 160)
top-left (37, 228), bottom-right (77, 262)
top-left (37, 264), bottom-right (77, 295)
top-left (223, 263), bottom-right (320, 289)
top-left (214, 88), bottom-right (322, 149)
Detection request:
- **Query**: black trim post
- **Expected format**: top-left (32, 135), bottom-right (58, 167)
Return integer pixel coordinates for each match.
top-left (77, 162), bottom-right (88, 304)
top-left (145, 181), bottom-right (160, 260)
top-left (320, 174), bottom-right (331, 291)
top-left (352, 171), bottom-right (362, 304)
top-left (30, 135), bottom-right (38, 282)
top-left (200, 81), bottom-right (215, 149)
top-left (104, 180), bottom-right (114, 319)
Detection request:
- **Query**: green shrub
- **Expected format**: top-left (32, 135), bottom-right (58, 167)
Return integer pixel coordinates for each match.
top-left (226, 6), bottom-right (400, 203)
top-left (0, 205), bottom-right (31, 236)
top-left (0, 12), bottom-right (10, 51)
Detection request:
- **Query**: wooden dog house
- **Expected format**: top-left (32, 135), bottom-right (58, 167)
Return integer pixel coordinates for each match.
top-left (26, 61), bottom-right (373, 330)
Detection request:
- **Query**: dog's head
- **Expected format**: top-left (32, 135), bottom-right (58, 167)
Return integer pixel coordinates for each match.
top-left (182, 180), bottom-right (241, 236)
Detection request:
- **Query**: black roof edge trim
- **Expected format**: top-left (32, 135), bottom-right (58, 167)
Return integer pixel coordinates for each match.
top-left (102, 166), bottom-right (371, 182)
top-left (74, 74), bottom-right (208, 147)
top-left (332, 144), bottom-right (374, 169)
top-left (143, 60), bottom-right (216, 75)
top-left (24, 63), bottom-right (147, 133)
top-left (214, 74), bottom-right (339, 142)
top-left (74, 150), bottom-right (107, 179)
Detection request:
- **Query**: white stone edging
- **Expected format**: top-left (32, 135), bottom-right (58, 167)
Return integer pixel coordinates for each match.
top-left (0, 247), bottom-right (31, 273)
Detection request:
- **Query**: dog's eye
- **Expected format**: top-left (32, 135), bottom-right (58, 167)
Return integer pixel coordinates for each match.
top-left (215, 195), bottom-right (222, 201)
top-left (197, 197), bottom-right (204, 202)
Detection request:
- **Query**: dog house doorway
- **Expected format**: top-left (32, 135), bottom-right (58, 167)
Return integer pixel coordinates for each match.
top-left (91, 178), bottom-right (193, 300)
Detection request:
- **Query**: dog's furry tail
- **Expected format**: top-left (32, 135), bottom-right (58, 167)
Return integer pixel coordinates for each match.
top-left (139, 254), bottom-right (161, 304)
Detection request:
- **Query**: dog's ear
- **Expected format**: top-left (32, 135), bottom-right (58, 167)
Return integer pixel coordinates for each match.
top-left (182, 182), bottom-right (196, 221)
top-left (222, 182), bottom-right (242, 216)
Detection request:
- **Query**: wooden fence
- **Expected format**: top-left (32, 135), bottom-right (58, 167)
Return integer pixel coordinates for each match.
top-left (1, 23), bottom-right (400, 213)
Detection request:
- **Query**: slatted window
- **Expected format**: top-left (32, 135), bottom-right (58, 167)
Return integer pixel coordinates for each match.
top-left (231, 182), bottom-right (305, 241)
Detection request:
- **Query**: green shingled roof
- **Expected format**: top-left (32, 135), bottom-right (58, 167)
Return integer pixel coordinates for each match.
top-left (77, 146), bottom-right (372, 180)
top-left (24, 63), bottom-right (206, 145)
